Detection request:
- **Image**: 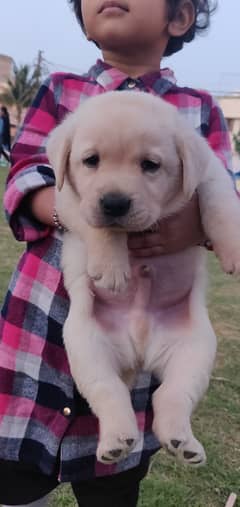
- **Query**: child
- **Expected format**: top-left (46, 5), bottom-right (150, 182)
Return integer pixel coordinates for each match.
top-left (0, 0), bottom-right (233, 506)
top-left (0, 106), bottom-right (11, 162)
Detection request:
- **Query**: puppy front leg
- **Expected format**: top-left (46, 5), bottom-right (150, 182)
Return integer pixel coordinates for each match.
top-left (57, 196), bottom-right (131, 292)
top-left (198, 156), bottom-right (240, 275)
top-left (85, 227), bottom-right (131, 292)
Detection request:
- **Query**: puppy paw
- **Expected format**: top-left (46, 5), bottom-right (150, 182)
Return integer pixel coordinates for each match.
top-left (88, 260), bottom-right (131, 293)
top-left (219, 254), bottom-right (240, 276)
top-left (216, 250), bottom-right (240, 275)
top-left (213, 241), bottom-right (240, 275)
top-left (153, 416), bottom-right (206, 467)
top-left (165, 435), bottom-right (206, 466)
top-left (97, 431), bottom-right (139, 464)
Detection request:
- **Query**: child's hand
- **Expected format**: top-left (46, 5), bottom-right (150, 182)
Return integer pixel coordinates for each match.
top-left (128, 194), bottom-right (205, 257)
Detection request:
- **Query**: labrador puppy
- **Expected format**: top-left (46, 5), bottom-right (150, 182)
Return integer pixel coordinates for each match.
top-left (47, 91), bottom-right (240, 466)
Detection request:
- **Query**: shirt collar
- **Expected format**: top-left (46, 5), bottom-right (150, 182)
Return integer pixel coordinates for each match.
top-left (87, 59), bottom-right (176, 95)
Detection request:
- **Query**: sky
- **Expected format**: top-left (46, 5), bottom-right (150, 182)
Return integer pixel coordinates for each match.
top-left (1, 0), bottom-right (240, 94)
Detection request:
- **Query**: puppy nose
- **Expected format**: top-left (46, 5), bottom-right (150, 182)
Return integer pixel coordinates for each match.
top-left (100, 192), bottom-right (131, 218)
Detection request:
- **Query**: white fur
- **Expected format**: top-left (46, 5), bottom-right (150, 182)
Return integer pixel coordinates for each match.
top-left (47, 91), bottom-right (240, 466)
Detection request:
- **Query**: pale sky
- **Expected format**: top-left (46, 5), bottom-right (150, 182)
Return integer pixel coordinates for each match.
top-left (1, 0), bottom-right (239, 94)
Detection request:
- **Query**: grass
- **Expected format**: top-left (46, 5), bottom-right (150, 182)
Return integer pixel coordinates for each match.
top-left (0, 167), bottom-right (239, 506)
top-left (0, 168), bottom-right (23, 303)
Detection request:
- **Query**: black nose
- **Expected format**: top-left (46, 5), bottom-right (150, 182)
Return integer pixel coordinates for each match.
top-left (100, 192), bottom-right (131, 218)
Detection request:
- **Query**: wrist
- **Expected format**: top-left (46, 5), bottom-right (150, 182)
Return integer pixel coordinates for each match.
top-left (29, 186), bottom-right (55, 226)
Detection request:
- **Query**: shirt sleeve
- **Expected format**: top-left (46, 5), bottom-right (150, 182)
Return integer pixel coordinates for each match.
top-left (4, 75), bottom-right (58, 242)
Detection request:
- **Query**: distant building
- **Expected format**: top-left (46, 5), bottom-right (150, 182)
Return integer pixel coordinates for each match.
top-left (0, 54), bottom-right (14, 93)
top-left (216, 94), bottom-right (240, 171)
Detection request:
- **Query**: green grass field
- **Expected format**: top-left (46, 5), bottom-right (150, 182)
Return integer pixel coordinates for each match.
top-left (0, 167), bottom-right (239, 506)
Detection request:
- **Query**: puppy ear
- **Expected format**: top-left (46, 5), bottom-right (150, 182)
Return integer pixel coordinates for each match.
top-left (47, 117), bottom-right (74, 191)
top-left (176, 123), bottom-right (210, 200)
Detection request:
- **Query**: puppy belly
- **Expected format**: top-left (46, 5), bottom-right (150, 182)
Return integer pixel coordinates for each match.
top-left (91, 250), bottom-right (198, 365)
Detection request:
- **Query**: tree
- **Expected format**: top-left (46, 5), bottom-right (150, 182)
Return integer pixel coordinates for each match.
top-left (233, 131), bottom-right (240, 156)
top-left (0, 52), bottom-right (48, 125)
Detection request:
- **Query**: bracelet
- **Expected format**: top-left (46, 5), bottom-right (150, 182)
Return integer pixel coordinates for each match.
top-left (53, 208), bottom-right (65, 232)
top-left (198, 238), bottom-right (213, 250)
top-left (204, 239), bottom-right (213, 251)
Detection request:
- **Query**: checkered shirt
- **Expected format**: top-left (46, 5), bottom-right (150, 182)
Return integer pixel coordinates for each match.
top-left (0, 59), bottom-right (233, 482)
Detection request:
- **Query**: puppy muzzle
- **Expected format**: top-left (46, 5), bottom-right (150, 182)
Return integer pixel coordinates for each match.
top-left (100, 192), bottom-right (132, 221)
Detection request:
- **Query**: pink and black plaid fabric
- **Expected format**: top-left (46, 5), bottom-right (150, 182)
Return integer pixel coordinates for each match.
top-left (0, 60), bottom-right (233, 482)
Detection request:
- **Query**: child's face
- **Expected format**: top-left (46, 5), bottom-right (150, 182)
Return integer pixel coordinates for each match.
top-left (81, 0), bottom-right (170, 56)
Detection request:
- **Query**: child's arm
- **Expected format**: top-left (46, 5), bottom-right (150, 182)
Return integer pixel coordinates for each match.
top-left (129, 96), bottom-right (235, 257)
top-left (4, 75), bottom-right (59, 242)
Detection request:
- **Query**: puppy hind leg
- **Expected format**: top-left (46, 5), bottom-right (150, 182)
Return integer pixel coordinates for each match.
top-left (64, 297), bottom-right (139, 464)
top-left (152, 380), bottom-right (206, 466)
top-left (94, 376), bottom-right (140, 464)
top-left (151, 325), bottom-right (216, 466)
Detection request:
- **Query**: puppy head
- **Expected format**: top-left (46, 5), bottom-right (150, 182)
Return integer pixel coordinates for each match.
top-left (47, 91), bottom-right (210, 232)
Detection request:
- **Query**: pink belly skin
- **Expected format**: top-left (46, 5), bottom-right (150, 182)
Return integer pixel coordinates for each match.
top-left (92, 248), bottom-right (199, 336)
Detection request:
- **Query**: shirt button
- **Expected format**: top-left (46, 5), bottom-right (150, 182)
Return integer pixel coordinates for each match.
top-left (127, 80), bottom-right (137, 89)
top-left (140, 265), bottom-right (151, 277)
top-left (63, 407), bottom-right (71, 417)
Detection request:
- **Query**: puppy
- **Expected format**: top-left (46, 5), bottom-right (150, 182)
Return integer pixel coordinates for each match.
top-left (47, 91), bottom-right (240, 466)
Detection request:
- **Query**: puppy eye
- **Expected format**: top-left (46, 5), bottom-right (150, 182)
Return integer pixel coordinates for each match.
top-left (141, 159), bottom-right (161, 173)
top-left (83, 154), bottom-right (100, 168)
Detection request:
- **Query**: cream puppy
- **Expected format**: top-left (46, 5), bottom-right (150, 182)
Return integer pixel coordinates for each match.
top-left (47, 91), bottom-right (240, 466)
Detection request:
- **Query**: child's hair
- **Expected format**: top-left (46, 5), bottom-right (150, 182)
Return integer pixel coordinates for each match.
top-left (68, 0), bottom-right (217, 57)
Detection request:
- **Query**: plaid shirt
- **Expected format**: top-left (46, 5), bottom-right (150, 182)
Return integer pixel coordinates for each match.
top-left (0, 60), bottom-right (232, 482)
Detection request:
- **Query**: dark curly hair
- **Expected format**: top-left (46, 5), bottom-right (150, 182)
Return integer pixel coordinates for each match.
top-left (68, 0), bottom-right (217, 56)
